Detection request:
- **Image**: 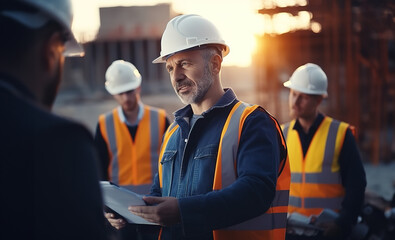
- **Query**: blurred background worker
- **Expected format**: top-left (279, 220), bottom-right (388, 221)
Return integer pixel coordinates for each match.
top-left (281, 63), bottom-right (367, 240)
top-left (0, 0), bottom-right (108, 240)
top-left (95, 60), bottom-right (169, 239)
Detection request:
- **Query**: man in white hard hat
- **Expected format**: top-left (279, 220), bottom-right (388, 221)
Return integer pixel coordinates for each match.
top-left (281, 63), bottom-right (366, 240)
top-left (0, 0), bottom-right (108, 240)
top-left (111, 14), bottom-right (291, 240)
top-left (96, 60), bottom-right (169, 240)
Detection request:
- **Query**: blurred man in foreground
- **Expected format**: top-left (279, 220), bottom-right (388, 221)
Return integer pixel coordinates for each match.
top-left (0, 0), bottom-right (107, 239)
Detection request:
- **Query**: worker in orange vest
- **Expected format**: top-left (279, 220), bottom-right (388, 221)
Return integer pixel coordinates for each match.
top-left (281, 63), bottom-right (366, 240)
top-left (125, 14), bottom-right (290, 240)
top-left (95, 60), bottom-right (170, 240)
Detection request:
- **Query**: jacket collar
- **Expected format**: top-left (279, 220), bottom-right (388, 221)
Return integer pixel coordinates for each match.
top-left (0, 72), bottom-right (35, 101)
top-left (174, 88), bottom-right (237, 119)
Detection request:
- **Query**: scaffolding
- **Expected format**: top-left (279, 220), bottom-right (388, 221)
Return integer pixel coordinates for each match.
top-left (254, 0), bottom-right (395, 163)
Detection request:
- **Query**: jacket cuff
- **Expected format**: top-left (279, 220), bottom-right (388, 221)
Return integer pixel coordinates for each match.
top-left (178, 197), bottom-right (212, 237)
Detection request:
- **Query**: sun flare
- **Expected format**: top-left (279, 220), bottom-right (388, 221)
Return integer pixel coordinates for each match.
top-left (71, 0), bottom-right (316, 67)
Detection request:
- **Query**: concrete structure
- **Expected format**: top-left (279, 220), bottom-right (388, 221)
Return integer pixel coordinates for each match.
top-left (61, 4), bottom-right (178, 97)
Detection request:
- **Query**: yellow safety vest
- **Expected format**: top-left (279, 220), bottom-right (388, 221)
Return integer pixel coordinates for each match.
top-left (282, 117), bottom-right (348, 216)
top-left (159, 102), bottom-right (290, 240)
top-left (99, 105), bottom-right (167, 194)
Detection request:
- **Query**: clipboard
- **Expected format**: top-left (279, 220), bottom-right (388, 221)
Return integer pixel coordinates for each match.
top-left (100, 181), bottom-right (158, 225)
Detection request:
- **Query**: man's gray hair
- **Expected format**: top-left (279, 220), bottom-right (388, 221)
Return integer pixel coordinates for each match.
top-left (201, 45), bottom-right (223, 61)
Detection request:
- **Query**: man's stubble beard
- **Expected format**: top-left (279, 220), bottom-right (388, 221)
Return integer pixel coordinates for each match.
top-left (176, 63), bottom-right (213, 105)
top-left (43, 57), bottom-right (63, 110)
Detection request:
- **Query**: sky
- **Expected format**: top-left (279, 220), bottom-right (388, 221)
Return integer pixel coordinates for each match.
top-left (71, 0), bottom-right (312, 67)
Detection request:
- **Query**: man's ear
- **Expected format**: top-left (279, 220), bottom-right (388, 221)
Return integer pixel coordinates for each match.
top-left (315, 95), bottom-right (324, 106)
top-left (210, 54), bottom-right (222, 75)
top-left (135, 86), bottom-right (142, 94)
top-left (42, 32), bottom-right (64, 72)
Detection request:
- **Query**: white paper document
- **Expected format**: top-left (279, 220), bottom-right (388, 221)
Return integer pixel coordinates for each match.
top-left (100, 181), bottom-right (158, 225)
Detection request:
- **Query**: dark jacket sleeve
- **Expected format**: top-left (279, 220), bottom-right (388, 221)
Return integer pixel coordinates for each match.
top-left (35, 122), bottom-right (108, 240)
top-left (94, 123), bottom-right (110, 181)
top-left (336, 128), bottom-right (367, 234)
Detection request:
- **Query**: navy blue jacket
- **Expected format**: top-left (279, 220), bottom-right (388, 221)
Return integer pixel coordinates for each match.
top-left (150, 89), bottom-right (285, 240)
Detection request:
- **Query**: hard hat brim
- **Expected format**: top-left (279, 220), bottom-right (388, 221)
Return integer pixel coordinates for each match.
top-left (63, 37), bottom-right (85, 57)
top-left (283, 81), bottom-right (328, 97)
top-left (152, 44), bottom-right (230, 64)
top-left (1, 9), bottom-right (84, 57)
top-left (105, 81), bottom-right (141, 95)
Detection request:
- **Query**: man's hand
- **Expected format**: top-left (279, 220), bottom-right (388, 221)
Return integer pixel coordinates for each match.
top-left (104, 212), bottom-right (126, 230)
top-left (129, 196), bottom-right (180, 226)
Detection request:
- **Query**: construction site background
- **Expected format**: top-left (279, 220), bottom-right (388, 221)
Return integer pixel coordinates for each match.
top-left (53, 0), bottom-right (395, 201)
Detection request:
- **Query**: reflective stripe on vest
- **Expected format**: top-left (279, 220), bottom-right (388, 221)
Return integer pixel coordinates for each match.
top-left (213, 102), bottom-right (289, 240)
top-left (281, 117), bottom-right (348, 216)
top-left (289, 196), bottom-right (343, 209)
top-left (158, 122), bottom-right (179, 190)
top-left (99, 106), bottom-right (166, 194)
top-left (158, 102), bottom-right (290, 240)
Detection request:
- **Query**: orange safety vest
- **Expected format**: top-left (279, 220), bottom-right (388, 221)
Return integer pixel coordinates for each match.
top-left (282, 117), bottom-right (349, 217)
top-left (159, 102), bottom-right (290, 240)
top-left (99, 105), bottom-right (167, 194)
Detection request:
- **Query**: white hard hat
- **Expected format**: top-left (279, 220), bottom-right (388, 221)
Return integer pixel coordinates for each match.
top-left (152, 14), bottom-right (230, 64)
top-left (105, 60), bottom-right (142, 95)
top-left (283, 63), bottom-right (328, 97)
top-left (0, 0), bottom-right (84, 57)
